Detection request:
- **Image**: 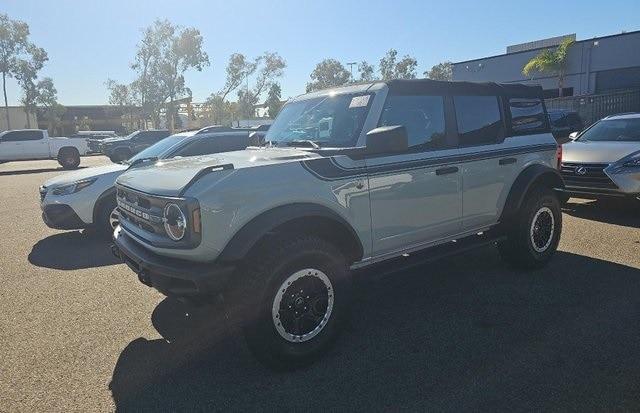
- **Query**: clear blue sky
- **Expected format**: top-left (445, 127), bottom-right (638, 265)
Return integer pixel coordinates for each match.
top-left (3, 0), bottom-right (640, 105)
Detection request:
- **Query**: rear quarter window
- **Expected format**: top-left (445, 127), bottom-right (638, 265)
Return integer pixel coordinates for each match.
top-left (507, 98), bottom-right (548, 135)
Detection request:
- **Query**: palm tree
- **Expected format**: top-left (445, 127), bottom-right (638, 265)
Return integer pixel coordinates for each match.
top-left (522, 38), bottom-right (575, 97)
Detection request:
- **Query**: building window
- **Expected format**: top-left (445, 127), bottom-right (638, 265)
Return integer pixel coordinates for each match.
top-left (454, 95), bottom-right (503, 146)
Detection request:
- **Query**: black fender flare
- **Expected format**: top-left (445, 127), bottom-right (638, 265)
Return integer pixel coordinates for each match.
top-left (92, 186), bottom-right (116, 224)
top-left (499, 163), bottom-right (564, 225)
top-left (217, 203), bottom-right (364, 262)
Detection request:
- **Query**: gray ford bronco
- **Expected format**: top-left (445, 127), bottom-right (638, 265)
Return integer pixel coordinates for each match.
top-left (112, 79), bottom-right (564, 367)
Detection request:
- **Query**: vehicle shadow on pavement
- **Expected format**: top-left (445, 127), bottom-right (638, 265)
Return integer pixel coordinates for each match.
top-left (109, 249), bottom-right (640, 411)
top-left (28, 230), bottom-right (120, 270)
top-left (0, 166), bottom-right (86, 176)
top-left (563, 199), bottom-right (640, 228)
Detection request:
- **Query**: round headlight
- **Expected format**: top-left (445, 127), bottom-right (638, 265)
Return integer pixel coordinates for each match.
top-left (163, 203), bottom-right (187, 241)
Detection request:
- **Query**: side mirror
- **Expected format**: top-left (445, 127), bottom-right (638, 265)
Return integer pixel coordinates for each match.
top-left (366, 126), bottom-right (408, 155)
top-left (568, 131), bottom-right (579, 140)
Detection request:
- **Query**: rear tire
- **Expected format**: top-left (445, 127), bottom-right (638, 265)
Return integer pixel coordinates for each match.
top-left (58, 148), bottom-right (81, 169)
top-left (94, 195), bottom-right (119, 238)
top-left (498, 186), bottom-right (562, 270)
top-left (242, 235), bottom-right (352, 370)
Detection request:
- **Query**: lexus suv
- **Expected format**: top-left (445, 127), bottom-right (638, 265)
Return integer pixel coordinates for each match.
top-left (559, 113), bottom-right (640, 202)
top-left (112, 79), bottom-right (564, 368)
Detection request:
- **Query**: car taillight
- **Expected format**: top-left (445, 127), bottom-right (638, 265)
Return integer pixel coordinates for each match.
top-left (556, 145), bottom-right (562, 170)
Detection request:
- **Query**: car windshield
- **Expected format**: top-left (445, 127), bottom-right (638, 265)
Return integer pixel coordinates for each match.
top-left (264, 93), bottom-right (373, 148)
top-left (125, 134), bottom-right (188, 164)
top-left (578, 118), bottom-right (640, 142)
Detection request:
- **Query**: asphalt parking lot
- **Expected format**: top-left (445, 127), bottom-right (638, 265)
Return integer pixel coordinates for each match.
top-left (1, 157), bottom-right (639, 411)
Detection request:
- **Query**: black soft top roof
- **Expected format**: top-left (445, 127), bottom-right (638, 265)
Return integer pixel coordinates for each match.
top-left (385, 79), bottom-right (543, 98)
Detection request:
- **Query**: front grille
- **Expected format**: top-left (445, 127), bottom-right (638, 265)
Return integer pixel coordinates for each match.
top-left (116, 187), bottom-right (166, 236)
top-left (560, 162), bottom-right (618, 190)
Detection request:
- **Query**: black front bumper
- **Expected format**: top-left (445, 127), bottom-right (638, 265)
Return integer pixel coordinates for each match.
top-left (42, 204), bottom-right (87, 230)
top-left (112, 228), bottom-right (235, 298)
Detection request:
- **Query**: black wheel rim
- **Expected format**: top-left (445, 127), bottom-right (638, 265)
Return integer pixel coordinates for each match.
top-left (272, 269), bottom-right (333, 342)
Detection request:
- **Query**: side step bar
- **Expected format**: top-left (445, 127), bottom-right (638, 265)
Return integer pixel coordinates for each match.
top-left (356, 232), bottom-right (506, 278)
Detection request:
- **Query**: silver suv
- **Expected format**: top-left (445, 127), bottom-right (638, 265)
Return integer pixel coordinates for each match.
top-left (112, 80), bottom-right (564, 368)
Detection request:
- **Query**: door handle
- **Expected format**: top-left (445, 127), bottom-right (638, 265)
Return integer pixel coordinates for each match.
top-left (499, 157), bottom-right (517, 165)
top-left (435, 166), bottom-right (459, 176)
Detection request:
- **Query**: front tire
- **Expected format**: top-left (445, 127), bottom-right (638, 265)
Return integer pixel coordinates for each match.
top-left (242, 235), bottom-right (352, 369)
top-left (95, 196), bottom-right (119, 237)
top-left (498, 186), bottom-right (562, 269)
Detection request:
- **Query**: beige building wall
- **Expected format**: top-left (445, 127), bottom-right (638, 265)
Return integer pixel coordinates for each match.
top-left (0, 107), bottom-right (39, 132)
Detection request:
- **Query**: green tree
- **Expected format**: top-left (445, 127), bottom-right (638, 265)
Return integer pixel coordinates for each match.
top-left (379, 49), bottom-right (418, 80)
top-left (522, 38), bottom-right (575, 97)
top-left (35, 77), bottom-right (64, 135)
top-left (15, 45), bottom-right (48, 127)
top-left (306, 59), bottom-right (350, 92)
top-left (218, 53), bottom-right (257, 101)
top-left (264, 82), bottom-right (282, 118)
top-left (203, 94), bottom-right (235, 126)
top-left (106, 79), bottom-right (140, 131)
top-left (127, 19), bottom-right (210, 131)
top-left (0, 14), bottom-right (33, 129)
top-left (357, 61), bottom-right (376, 82)
top-left (424, 61), bottom-right (452, 81)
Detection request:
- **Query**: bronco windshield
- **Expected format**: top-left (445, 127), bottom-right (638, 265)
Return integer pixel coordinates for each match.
top-left (578, 118), bottom-right (640, 142)
top-left (264, 93), bottom-right (374, 148)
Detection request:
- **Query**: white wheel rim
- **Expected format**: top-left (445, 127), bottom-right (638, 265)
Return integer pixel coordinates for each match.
top-left (272, 268), bottom-right (334, 343)
top-left (530, 206), bottom-right (555, 253)
top-left (109, 207), bottom-right (120, 229)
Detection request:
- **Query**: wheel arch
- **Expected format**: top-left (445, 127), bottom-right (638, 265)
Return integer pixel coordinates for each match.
top-left (92, 186), bottom-right (116, 224)
top-left (217, 203), bottom-right (364, 264)
top-left (499, 163), bottom-right (564, 225)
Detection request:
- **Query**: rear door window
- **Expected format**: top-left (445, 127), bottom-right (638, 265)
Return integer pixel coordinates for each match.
top-left (378, 95), bottom-right (446, 149)
top-left (453, 96), bottom-right (503, 146)
top-left (507, 98), bottom-right (548, 135)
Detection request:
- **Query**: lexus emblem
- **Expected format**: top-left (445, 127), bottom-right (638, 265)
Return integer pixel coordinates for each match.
top-left (575, 166), bottom-right (587, 175)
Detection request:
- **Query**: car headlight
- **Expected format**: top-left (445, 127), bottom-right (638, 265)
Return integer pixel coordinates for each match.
top-left (163, 203), bottom-right (187, 241)
top-left (52, 178), bottom-right (97, 195)
top-left (622, 158), bottom-right (640, 167)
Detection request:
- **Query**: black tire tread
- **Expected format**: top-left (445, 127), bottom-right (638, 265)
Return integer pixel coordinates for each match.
top-left (498, 185), bottom-right (562, 270)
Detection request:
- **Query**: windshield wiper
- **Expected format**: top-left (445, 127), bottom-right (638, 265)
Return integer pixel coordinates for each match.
top-left (286, 140), bottom-right (320, 149)
top-left (127, 156), bottom-right (158, 167)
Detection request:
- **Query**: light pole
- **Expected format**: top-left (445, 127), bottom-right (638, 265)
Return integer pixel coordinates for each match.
top-left (347, 62), bottom-right (357, 82)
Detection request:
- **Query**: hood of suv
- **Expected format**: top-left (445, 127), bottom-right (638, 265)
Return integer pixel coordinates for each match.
top-left (44, 163), bottom-right (128, 188)
top-left (562, 140), bottom-right (640, 164)
top-left (116, 147), bottom-right (319, 196)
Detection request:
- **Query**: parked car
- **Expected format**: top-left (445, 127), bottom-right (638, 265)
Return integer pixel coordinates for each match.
top-left (40, 129), bottom-right (252, 234)
top-left (0, 129), bottom-right (89, 169)
top-left (100, 130), bottom-right (171, 162)
top-left (559, 112), bottom-right (640, 202)
top-left (78, 131), bottom-right (118, 152)
top-left (548, 109), bottom-right (584, 143)
top-left (112, 79), bottom-right (563, 368)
